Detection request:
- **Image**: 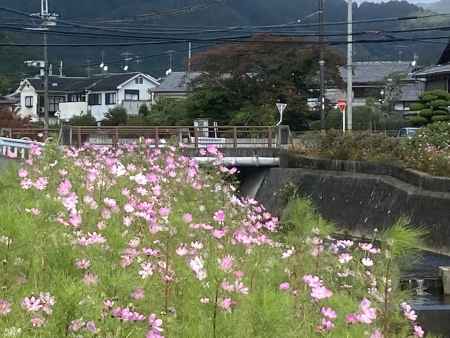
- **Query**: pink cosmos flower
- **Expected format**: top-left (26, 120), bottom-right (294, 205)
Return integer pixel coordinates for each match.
top-left (351, 298), bottom-right (377, 324)
top-left (218, 255), bottom-right (234, 272)
top-left (83, 272), bottom-right (98, 286)
top-left (86, 321), bottom-right (97, 333)
top-left (182, 213), bottom-right (193, 223)
top-left (338, 253), bottom-right (353, 264)
top-left (147, 314), bottom-right (164, 338)
top-left (75, 259), bottom-right (91, 270)
top-left (21, 178), bottom-right (33, 190)
top-left (311, 286), bottom-right (333, 300)
top-left (18, 168), bottom-right (28, 178)
top-left (212, 228), bottom-right (226, 239)
top-left (362, 258), bottom-right (374, 267)
top-left (124, 203), bottom-right (135, 213)
top-left (213, 210), bottom-right (225, 223)
top-left (57, 179), bottom-right (72, 196)
top-left (279, 282), bottom-right (290, 291)
top-left (318, 318), bottom-right (334, 331)
top-left (206, 144), bottom-right (218, 155)
top-left (0, 299), bottom-right (11, 316)
top-left (22, 296), bottom-right (42, 312)
top-left (159, 208), bottom-right (171, 218)
top-left (321, 307), bottom-right (337, 320)
top-left (414, 325), bottom-right (425, 337)
top-left (131, 288), bottom-right (145, 300)
top-left (219, 298), bottom-right (235, 312)
top-left (189, 256), bottom-right (207, 281)
top-left (176, 245), bottom-right (189, 256)
top-left (33, 177), bottom-right (48, 191)
top-left (31, 316), bottom-right (45, 327)
top-left (401, 303), bottom-right (418, 321)
top-left (69, 319), bottom-right (85, 332)
top-left (370, 329), bottom-right (384, 338)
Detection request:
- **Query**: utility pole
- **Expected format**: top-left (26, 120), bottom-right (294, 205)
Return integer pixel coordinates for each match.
top-left (319, 0), bottom-right (326, 132)
top-left (43, 29), bottom-right (49, 132)
top-left (346, 0), bottom-right (353, 132)
top-left (187, 42), bottom-right (192, 74)
top-left (86, 59), bottom-right (92, 77)
top-left (30, 0), bottom-right (57, 134)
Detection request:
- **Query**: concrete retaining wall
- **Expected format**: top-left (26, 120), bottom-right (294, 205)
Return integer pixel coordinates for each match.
top-left (281, 153), bottom-right (450, 193)
top-left (255, 165), bottom-right (450, 252)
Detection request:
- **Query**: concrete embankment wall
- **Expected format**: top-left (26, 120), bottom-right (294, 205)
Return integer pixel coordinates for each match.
top-left (255, 154), bottom-right (450, 251)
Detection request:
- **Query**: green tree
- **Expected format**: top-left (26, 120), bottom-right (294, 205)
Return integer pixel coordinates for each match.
top-left (189, 35), bottom-right (344, 130)
top-left (408, 90), bottom-right (450, 126)
top-left (147, 98), bottom-right (190, 126)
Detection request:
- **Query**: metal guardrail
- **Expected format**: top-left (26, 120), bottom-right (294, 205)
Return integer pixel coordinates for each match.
top-left (62, 125), bottom-right (291, 149)
top-left (0, 137), bottom-right (44, 160)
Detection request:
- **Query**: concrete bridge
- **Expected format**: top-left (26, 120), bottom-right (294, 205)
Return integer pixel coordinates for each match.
top-left (1, 125), bottom-right (290, 167)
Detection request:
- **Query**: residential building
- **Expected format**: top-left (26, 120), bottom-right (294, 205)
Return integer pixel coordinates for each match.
top-left (13, 72), bottom-right (159, 123)
top-left (410, 42), bottom-right (450, 92)
top-left (338, 61), bottom-right (418, 107)
top-left (152, 71), bottom-right (202, 101)
top-left (0, 95), bottom-right (18, 112)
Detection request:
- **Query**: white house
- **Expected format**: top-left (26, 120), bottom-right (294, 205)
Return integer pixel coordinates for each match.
top-left (13, 72), bottom-right (160, 123)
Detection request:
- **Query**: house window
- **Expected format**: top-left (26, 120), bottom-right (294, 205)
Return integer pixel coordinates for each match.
top-left (135, 77), bottom-right (144, 85)
top-left (25, 96), bottom-right (33, 108)
top-left (69, 94), bottom-right (86, 102)
top-left (124, 89), bottom-right (139, 101)
top-left (49, 96), bottom-right (65, 113)
top-left (105, 92), bottom-right (117, 105)
top-left (88, 93), bottom-right (101, 106)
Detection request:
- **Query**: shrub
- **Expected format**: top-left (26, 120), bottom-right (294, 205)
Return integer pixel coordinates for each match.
top-left (402, 122), bottom-right (450, 176)
top-left (311, 130), bottom-right (403, 164)
top-left (103, 106), bottom-right (128, 126)
top-left (0, 107), bottom-right (31, 129)
top-left (138, 104), bottom-right (150, 117)
top-left (409, 90), bottom-right (450, 126)
top-left (68, 112), bottom-right (97, 126)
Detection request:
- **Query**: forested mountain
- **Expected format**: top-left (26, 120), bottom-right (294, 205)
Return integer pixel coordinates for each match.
top-left (419, 0), bottom-right (450, 12)
top-left (0, 0), bottom-right (446, 93)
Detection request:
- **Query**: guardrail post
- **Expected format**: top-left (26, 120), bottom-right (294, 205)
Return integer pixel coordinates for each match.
top-left (155, 128), bottom-right (160, 148)
top-left (194, 127), bottom-right (199, 150)
top-left (233, 127), bottom-right (238, 149)
top-left (113, 127), bottom-right (119, 147)
top-left (77, 127), bottom-right (82, 147)
top-left (268, 127), bottom-right (273, 149)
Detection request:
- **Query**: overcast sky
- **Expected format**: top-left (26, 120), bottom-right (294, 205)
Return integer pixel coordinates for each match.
top-left (356, 0), bottom-right (437, 3)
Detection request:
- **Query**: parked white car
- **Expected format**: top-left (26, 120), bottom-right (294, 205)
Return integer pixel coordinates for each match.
top-left (397, 127), bottom-right (420, 139)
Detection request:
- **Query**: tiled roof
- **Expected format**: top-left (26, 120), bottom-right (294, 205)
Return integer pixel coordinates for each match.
top-left (25, 73), bottom-right (158, 93)
top-left (339, 61), bottom-right (415, 84)
top-left (27, 76), bottom-right (94, 92)
top-left (87, 73), bottom-right (144, 91)
top-left (153, 72), bottom-right (202, 93)
top-left (413, 64), bottom-right (450, 77)
top-left (0, 95), bottom-right (18, 104)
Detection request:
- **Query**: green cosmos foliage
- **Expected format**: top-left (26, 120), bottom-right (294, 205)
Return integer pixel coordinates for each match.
top-left (0, 143), bottom-right (428, 337)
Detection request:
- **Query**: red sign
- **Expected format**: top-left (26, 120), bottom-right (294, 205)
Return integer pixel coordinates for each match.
top-left (337, 100), bottom-right (347, 113)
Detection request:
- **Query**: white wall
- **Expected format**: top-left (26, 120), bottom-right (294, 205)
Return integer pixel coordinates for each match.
top-left (118, 75), bottom-right (156, 103)
top-left (59, 102), bottom-right (89, 121)
top-left (18, 83), bottom-right (38, 121)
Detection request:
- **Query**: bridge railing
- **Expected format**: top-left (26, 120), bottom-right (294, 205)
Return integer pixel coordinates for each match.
top-left (0, 137), bottom-right (44, 160)
top-left (62, 125), bottom-right (291, 149)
